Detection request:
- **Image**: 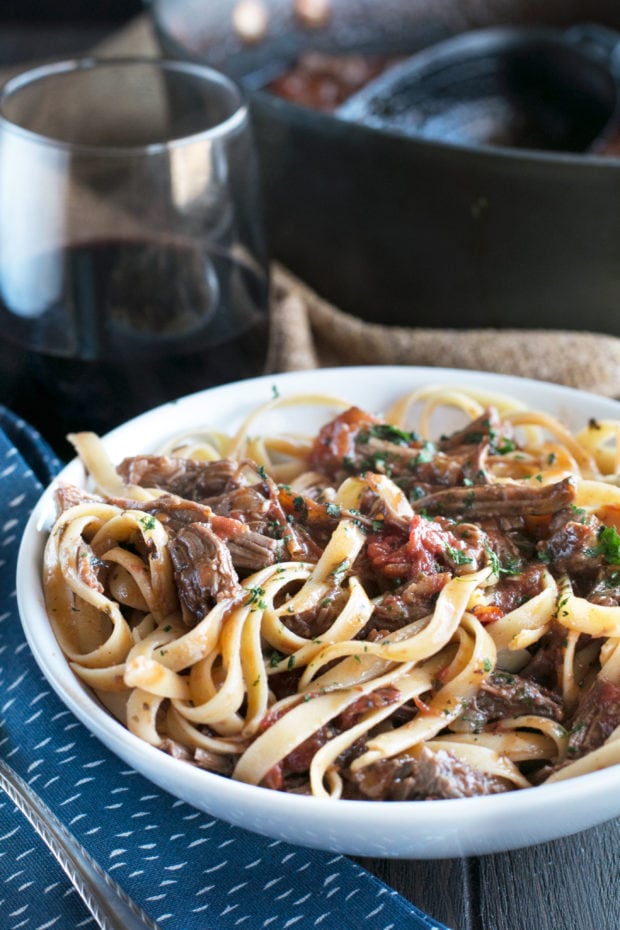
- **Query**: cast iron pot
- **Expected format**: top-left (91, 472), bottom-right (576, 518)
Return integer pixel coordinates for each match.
top-left (151, 0), bottom-right (620, 334)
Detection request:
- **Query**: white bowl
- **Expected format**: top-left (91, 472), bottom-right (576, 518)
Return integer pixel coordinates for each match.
top-left (16, 366), bottom-right (620, 858)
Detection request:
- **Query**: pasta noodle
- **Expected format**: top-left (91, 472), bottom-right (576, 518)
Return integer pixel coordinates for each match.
top-left (42, 385), bottom-right (620, 801)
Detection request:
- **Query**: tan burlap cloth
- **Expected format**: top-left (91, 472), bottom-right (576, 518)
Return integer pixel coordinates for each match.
top-left (269, 263), bottom-right (620, 395)
top-left (88, 18), bottom-right (620, 396)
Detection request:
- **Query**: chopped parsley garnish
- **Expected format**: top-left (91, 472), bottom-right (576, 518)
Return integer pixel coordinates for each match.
top-left (463, 490), bottom-right (476, 509)
top-left (413, 442), bottom-right (436, 465)
top-left (445, 546), bottom-right (474, 565)
top-left (358, 423), bottom-right (419, 445)
top-left (139, 515), bottom-right (157, 531)
top-left (245, 586), bottom-right (267, 610)
top-left (325, 502), bottom-right (341, 519)
top-left (494, 437), bottom-right (516, 455)
top-left (590, 525), bottom-right (620, 565)
top-left (603, 571), bottom-right (620, 589)
top-left (269, 650), bottom-right (284, 668)
top-left (570, 504), bottom-right (588, 523)
top-left (331, 558), bottom-right (350, 576)
top-left (485, 545), bottom-right (521, 576)
top-left (292, 496), bottom-right (308, 520)
top-left (500, 555), bottom-right (522, 576)
top-left (360, 451), bottom-right (390, 473)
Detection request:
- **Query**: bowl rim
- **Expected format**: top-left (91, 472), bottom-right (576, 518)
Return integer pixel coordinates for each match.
top-left (16, 365), bottom-right (620, 857)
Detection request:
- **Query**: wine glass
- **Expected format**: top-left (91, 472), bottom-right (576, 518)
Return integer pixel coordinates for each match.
top-left (0, 57), bottom-right (270, 456)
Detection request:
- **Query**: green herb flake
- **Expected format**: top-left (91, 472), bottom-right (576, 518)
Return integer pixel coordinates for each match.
top-left (570, 503), bottom-right (587, 522)
top-left (594, 525), bottom-right (620, 565)
top-left (445, 545), bottom-right (474, 566)
top-left (325, 503), bottom-right (341, 519)
top-left (414, 441), bottom-right (436, 465)
top-left (495, 437), bottom-right (516, 455)
top-left (292, 496), bottom-right (308, 519)
top-left (269, 650), bottom-right (284, 668)
top-left (245, 586), bottom-right (267, 610)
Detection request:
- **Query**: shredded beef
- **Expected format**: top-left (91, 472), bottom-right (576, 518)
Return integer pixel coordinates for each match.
top-left (541, 514), bottom-right (602, 576)
top-left (565, 678), bottom-right (620, 760)
top-left (437, 408), bottom-right (505, 452)
top-left (117, 455), bottom-right (240, 501)
top-left (520, 624), bottom-right (566, 690)
top-left (168, 523), bottom-right (239, 624)
top-left (226, 531), bottom-right (281, 571)
top-left (486, 563), bottom-right (546, 615)
top-left (369, 576), bottom-right (447, 633)
top-left (281, 585), bottom-right (347, 639)
top-left (209, 485), bottom-right (270, 523)
top-left (346, 747), bottom-right (511, 800)
top-left (413, 476), bottom-right (577, 519)
top-left (122, 495), bottom-right (216, 533)
top-left (461, 670), bottom-right (564, 730)
top-left (160, 739), bottom-right (236, 775)
top-left (588, 567), bottom-right (620, 607)
top-left (54, 485), bottom-right (104, 513)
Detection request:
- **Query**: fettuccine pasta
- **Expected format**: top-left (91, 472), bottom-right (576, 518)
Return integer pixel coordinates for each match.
top-left (42, 385), bottom-right (620, 801)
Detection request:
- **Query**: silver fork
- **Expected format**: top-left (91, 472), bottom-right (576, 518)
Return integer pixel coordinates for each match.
top-left (0, 757), bottom-right (164, 930)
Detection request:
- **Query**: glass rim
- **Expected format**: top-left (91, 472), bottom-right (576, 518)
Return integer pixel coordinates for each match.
top-left (0, 56), bottom-right (249, 155)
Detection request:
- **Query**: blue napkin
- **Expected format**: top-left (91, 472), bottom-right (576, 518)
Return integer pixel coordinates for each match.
top-left (0, 406), bottom-right (450, 930)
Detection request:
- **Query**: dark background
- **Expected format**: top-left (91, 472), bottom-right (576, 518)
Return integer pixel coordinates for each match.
top-left (0, 1), bottom-right (143, 65)
top-left (1, 1), bottom-right (142, 19)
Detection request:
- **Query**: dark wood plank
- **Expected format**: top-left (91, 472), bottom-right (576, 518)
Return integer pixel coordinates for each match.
top-left (355, 856), bottom-right (472, 929)
top-left (476, 818), bottom-right (620, 930)
top-left (358, 816), bottom-right (620, 930)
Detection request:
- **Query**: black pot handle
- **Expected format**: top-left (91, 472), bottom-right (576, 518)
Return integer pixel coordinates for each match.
top-left (564, 22), bottom-right (620, 76)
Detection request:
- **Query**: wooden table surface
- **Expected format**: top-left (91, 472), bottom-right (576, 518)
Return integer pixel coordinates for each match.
top-left (357, 817), bottom-right (620, 928)
top-left (2, 14), bottom-right (619, 930)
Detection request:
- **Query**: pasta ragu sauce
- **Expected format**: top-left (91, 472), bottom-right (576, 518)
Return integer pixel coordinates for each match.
top-left (43, 388), bottom-right (620, 801)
